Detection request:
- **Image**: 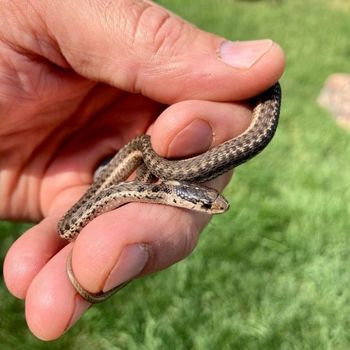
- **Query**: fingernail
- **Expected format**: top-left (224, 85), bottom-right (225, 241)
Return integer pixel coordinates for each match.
top-left (168, 119), bottom-right (213, 158)
top-left (103, 244), bottom-right (149, 292)
top-left (220, 39), bottom-right (273, 69)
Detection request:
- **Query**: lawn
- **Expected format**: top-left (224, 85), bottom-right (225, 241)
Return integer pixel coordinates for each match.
top-left (2, 0), bottom-right (350, 348)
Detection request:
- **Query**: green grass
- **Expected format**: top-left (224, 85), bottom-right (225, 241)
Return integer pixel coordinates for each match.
top-left (2, 0), bottom-right (350, 348)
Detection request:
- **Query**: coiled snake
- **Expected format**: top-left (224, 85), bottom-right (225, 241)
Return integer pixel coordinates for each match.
top-left (58, 82), bottom-right (282, 303)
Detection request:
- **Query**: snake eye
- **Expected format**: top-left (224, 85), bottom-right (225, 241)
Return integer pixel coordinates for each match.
top-left (201, 203), bottom-right (212, 210)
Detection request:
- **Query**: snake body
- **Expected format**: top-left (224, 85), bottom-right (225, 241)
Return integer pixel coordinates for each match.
top-left (58, 82), bottom-right (281, 302)
top-left (58, 82), bottom-right (281, 240)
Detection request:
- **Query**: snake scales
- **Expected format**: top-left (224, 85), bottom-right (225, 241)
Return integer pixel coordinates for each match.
top-left (58, 82), bottom-right (281, 302)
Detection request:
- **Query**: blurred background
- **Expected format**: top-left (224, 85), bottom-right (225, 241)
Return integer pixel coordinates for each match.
top-left (1, 0), bottom-right (350, 348)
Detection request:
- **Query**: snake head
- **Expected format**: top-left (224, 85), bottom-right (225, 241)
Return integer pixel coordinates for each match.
top-left (165, 181), bottom-right (229, 214)
top-left (209, 193), bottom-right (230, 214)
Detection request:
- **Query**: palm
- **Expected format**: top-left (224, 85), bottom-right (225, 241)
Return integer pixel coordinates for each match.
top-left (0, 58), bottom-right (161, 221)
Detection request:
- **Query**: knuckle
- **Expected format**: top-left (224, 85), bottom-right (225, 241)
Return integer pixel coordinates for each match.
top-left (131, 4), bottom-right (191, 58)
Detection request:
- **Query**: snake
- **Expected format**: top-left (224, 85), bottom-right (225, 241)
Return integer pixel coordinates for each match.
top-left (58, 82), bottom-right (282, 303)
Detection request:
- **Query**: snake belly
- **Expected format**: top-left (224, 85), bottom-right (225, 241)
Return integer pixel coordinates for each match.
top-left (58, 82), bottom-right (281, 241)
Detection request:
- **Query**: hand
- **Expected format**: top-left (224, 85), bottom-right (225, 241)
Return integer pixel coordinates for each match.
top-left (1, 0), bottom-right (284, 340)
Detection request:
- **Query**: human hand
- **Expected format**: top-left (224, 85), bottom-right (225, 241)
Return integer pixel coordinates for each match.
top-left (1, 0), bottom-right (284, 340)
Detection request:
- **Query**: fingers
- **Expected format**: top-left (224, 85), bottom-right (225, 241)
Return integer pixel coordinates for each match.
top-left (24, 201), bottom-right (225, 340)
top-left (26, 0), bottom-right (284, 102)
top-left (25, 245), bottom-right (90, 340)
top-left (151, 99), bottom-right (252, 158)
top-left (5, 99), bottom-right (251, 340)
top-left (3, 216), bottom-right (65, 299)
top-left (69, 99), bottom-right (248, 294)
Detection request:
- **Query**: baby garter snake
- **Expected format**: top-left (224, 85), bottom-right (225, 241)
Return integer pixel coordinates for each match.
top-left (58, 82), bottom-right (282, 303)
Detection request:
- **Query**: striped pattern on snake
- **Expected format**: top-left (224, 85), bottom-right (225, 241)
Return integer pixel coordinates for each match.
top-left (58, 82), bottom-right (281, 241)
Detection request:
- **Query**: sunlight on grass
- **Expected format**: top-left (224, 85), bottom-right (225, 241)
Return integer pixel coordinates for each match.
top-left (1, 0), bottom-right (350, 348)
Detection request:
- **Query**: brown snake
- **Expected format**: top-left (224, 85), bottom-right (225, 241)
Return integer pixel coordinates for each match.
top-left (58, 82), bottom-right (282, 303)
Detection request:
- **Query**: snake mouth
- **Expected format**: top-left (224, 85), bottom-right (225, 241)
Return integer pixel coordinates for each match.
top-left (209, 195), bottom-right (230, 214)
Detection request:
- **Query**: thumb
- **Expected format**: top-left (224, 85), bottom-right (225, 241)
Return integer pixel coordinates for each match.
top-left (39, 0), bottom-right (284, 103)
